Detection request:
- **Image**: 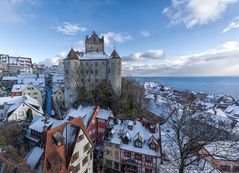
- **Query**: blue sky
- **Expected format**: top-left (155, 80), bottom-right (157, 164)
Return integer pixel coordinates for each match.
top-left (0, 0), bottom-right (239, 76)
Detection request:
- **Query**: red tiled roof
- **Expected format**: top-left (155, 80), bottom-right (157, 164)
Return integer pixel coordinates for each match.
top-left (42, 117), bottom-right (92, 173)
top-left (67, 48), bottom-right (78, 60)
top-left (110, 49), bottom-right (120, 58)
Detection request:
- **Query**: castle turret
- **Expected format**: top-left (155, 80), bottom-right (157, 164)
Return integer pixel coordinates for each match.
top-left (63, 49), bottom-right (80, 107)
top-left (109, 49), bottom-right (121, 96)
top-left (85, 31), bottom-right (105, 53)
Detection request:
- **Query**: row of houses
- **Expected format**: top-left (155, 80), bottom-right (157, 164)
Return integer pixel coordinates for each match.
top-left (0, 54), bottom-right (33, 75)
top-left (0, 94), bottom-right (43, 121)
top-left (1, 98), bottom-right (238, 173)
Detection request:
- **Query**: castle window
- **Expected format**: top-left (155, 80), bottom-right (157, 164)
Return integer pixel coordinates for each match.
top-left (65, 70), bottom-right (68, 74)
top-left (86, 70), bottom-right (89, 74)
top-left (102, 62), bottom-right (105, 65)
top-left (95, 70), bottom-right (98, 74)
top-left (95, 79), bottom-right (98, 83)
top-left (86, 62), bottom-right (88, 66)
top-left (95, 62), bottom-right (98, 66)
top-left (108, 68), bottom-right (110, 73)
top-left (90, 70), bottom-right (93, 74)
top-left (81, 79), bottom-right (84, 82)
top-left (81, 70), bottom-right (83, 73)
top-left (88, 79), bottom-right (90, 82)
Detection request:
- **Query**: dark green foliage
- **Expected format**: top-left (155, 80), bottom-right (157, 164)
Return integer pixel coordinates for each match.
top-left (26, 109), bottom-right (33, 121)
top-left (75, 78), bottom-right (146, 118)
top-left (112, 78), bottom-right (146, 118)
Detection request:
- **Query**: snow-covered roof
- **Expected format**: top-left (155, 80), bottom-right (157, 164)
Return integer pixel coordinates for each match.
top-left (24, 94), bottom-right (41, 107)
top-left (105, 119), bottom-right (161, 157)
top-left (52, 74), bottom-right (64, 83)
top-left (96, 108), bottom-right (112, 120)
top-left (147, 100), bottom-right (169, 118)
top-left (26, 147), bottom-right (44, 168)
top-left (63, 123), bottom-right (77, 145)
top-left (29, 116), bottom-right (64, 133)
top-left (0, 96), bottom-right (22, 105)
top-left (79, 51), bottom-right (109, 59)
top-left (17, 74), bottom-right (45, 87)
top-left (225, 104), bottom-right (239, 116)
top-left (2, 76), bottom-right (17, 81)
top-left (11, 84), bottom-right (28, 92)
top-left (65, 105), bottom-right (95, 127)
top-left (206, 108), bottom-right (227, 118)
top-left (204, 141), bottom-right (239, 160)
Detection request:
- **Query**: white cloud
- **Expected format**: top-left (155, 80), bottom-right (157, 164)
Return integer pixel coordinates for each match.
top-left (140, 30), bottom-right (150, 37)
top-left (39, 40), bottom-right (85, 66)
top-left (56, 22), bottom-right (87, 35)
top-left (102, 32), bottom-right (132, 47)
top-left (39, 51), bottom-right (67, 66)
top-left (222, 41), bottom-right (239, 49)
top-left (163, 0), bottom-right (238, 28)
top-left (74, 40), bottom-right (85, 51)
top-left (124, 49), bottom-right (165, 61)
top-left (123, 41), bottom-right (239, 76)
top-left (222, 16), bottom-right (239, 33)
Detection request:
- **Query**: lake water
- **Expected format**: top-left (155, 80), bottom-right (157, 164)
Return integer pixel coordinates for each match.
top-left (133, 77), bottom-right (239, 99)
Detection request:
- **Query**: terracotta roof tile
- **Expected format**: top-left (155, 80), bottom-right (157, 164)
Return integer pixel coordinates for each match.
top-left (110, 49), bottom-right (120, 58)
top-left (67, 48), bottom-right (78, 60)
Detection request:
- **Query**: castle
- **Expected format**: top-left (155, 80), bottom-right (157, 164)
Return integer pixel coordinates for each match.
top-left (64, 31), bottom-right (121, 107)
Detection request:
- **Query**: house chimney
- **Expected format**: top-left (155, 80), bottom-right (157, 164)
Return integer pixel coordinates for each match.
top-left (44, 114), bottom-right (49, 124)
top-left (42, 125), bottom-right (48, 146)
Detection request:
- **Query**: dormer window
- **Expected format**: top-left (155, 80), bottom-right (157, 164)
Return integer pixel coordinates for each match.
top-left (150, 143), bottom-right (156, 149)
top-left (135, 141), bottom-right (142, 148)
top-left (133, 132), bottom-right (144, 148)
top-left (52, 132), bottom-right (64, 146)
top-left (148, 135), bottom-right (158, 150)
top-left (122, 131), bottom-right (131, 144)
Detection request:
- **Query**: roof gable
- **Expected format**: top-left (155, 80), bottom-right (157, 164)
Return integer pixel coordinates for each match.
top-left (67, 49), bottom-right (78, 60)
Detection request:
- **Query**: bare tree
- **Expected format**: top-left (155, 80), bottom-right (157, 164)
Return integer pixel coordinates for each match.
top-left (160, 92), bottom-right (235, 173)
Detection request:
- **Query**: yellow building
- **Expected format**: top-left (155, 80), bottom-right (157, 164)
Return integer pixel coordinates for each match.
top-left (103, 142), bottom-right (121, 172)
top-left (11, 83), bottom-right (43, 105)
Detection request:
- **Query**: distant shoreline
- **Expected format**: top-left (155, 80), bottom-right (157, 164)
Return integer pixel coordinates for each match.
top-left (132, 76), bottom-right (239, 99)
